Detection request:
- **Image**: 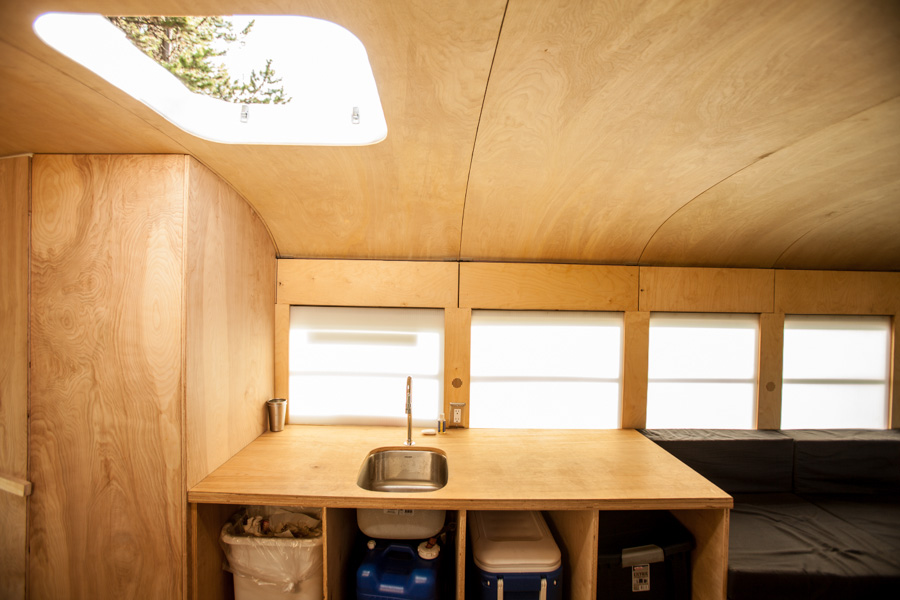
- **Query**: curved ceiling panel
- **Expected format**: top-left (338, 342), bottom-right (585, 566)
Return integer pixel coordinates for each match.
top-left (641, 98), bottom-right (900, 269)
top-left (0, 0), bottom-right (507, 260)
top-left (461, 0), bottom-right (900, 265)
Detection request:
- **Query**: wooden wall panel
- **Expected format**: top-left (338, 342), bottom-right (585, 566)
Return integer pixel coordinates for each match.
top-left (30, 155), bottom-right (184, 599)
top-left (0, 155), bottom-right (30, 600)
top-left (622, 312), bottom-right (649, 429)
top-left (774, 270), bottom-right (900, 315)
top-left (185, 157), bottom-right (276, 490)
top-left (640, 267), bottom-right (774, 313)
top-left (757, 313), bottom-right (785, 430)
top-left (459, 263), bottom-right (638, 310)
top-left (277, 259), bottom-right (458, 308)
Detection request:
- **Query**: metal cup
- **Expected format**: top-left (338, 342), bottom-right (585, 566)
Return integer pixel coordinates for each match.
top-left (266, 398), bottom-right (286, 432)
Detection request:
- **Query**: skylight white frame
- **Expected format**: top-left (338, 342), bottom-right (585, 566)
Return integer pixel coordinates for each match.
top-left (33, 12), bottom-right (387, 145)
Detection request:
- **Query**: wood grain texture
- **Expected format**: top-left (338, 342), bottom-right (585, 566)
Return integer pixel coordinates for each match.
top-left (188, 427), bottom-right (732, 511)
top-left (277, 259), bottom-right (458, 308)
top-left (1, 0), bottom-right (507, 260)
top-left (757, 313), bottom-right (785, 430)
top-left (456, 510), bottom-right (467, 599)
top-left (459, 263), bottom-right (638, 311)
top-left (323, 507), bottom-right (356, 600)
top-left (0, 155), bottom-right (29, 600)
top-left (642, 98), bottom-right (900, 271)
top-left (184, 157), bottom-right (275, 491)
top-left (671, 509), bottom-right (730, 600)
top-left (546, 510), bottom-right (598, 600)
top-left (774, 270), bottom-right (900, 315)
top-left (640, 267), bottom-right (775, 313)
top-left (274, 303), bottom-right (291, 410)
top-left (461, 0), bottom-right (900, 264)
top-left (622, 312), bottom-right (649, 429)
top-left (892, 317), bottom-right (899, 430)
top-left (30, 155), bottom-right (185, 599)
top-left (444, 308), bottom-right (471, 428)
top-left (3, 1), bottom-right (900, 272)
top-left (190, 503), bottom-right (235, 600)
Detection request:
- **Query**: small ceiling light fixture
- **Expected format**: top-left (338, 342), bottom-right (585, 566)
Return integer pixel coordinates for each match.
top-left (33, 12), bottom-right (387, 145)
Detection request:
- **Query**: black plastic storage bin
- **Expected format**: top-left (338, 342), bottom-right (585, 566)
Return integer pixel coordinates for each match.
top-left (596, 511), bottom-right (694, 600)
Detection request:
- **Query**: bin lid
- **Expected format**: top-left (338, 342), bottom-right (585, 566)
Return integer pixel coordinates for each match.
top-left (470, 511), bottom-right (561, 573)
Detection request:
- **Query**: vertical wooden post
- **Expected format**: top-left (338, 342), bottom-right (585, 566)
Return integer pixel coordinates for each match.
top-left (622, 311), bottom-right (650, 429)
top-left (274, 303), bottom-right (291, 415)
top-left (444, 307), bottom-right (472, 428)
top-left (891, 315), bottom-right (899, 429)
top-left (757, 313), bottom-right (785, 429)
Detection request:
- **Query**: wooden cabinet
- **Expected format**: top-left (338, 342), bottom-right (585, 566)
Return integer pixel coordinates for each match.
top-left (188, 426), bottom-right (731, 600)
top-left (29, 155), bottom-right (276, 599)
top-left (191, 505), bottom-right (726, 600)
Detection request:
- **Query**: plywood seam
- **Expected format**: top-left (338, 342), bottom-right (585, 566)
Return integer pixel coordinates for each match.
top-left (457, 0), bottom-right (510, 261)
top-left (638, 92), bottom-right (900, 269)
top-left (6, 36), bottom-right (196, 153)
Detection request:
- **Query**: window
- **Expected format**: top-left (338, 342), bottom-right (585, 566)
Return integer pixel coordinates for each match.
top-left (647, 313), bottom-right (758, 428)
top-left (782, 315), bottom-right (891, 429)
top-left (469, 311), bottom-right (623, 429)
top-left (288, 307), bottom-right (443, 426)
top-left (34, 13), bottom-right (386, 145)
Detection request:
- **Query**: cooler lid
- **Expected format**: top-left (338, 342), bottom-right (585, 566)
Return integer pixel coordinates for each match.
top-left (470, 511), bottom-right (562, 573)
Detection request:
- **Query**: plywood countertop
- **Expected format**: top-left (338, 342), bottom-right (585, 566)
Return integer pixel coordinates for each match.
top-left (188, 426), bottom-right (732, 511)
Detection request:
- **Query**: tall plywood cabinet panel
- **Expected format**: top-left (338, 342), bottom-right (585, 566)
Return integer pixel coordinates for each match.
top-left (30, 155), bottom-right (185, 599)
top-left (29, 155), bottom-right (276, 599)
top-left (1, 156), bottom-right (30, 600)
top-left (185, 156), bottom-right (275, 489)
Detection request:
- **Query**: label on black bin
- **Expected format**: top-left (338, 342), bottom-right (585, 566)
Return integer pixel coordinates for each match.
top-left (631, 564), bottom-right (650, 592)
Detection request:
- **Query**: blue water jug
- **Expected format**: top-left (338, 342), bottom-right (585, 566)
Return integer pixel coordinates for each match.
top-left (357, 540), bottom-right (440, 600)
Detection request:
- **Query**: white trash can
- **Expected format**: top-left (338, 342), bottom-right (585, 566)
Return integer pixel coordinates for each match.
top-left (221, 508), bottom-right (324, 600)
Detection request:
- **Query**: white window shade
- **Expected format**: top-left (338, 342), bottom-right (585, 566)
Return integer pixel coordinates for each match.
top-left (469, 310), bottom-right (623, 429)
top-left (782, 315), bottom-right (891, 429)
top-left (289, 306), bottom-right (443, 426)
top-left (647, 313), bottom-right (758, 429)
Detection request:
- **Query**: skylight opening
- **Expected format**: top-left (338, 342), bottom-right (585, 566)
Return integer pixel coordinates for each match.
top-left (33, 12), bottom-right (387, 146)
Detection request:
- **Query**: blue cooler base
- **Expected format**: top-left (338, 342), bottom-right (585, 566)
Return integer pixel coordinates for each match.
top-left (357, 540), bottom-right (440, 600)
top-left (474, 567), bottom-right (563, 600)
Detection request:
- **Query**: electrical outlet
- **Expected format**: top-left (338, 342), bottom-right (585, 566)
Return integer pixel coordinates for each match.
top-left (453, 408), bottom-right (462, 423)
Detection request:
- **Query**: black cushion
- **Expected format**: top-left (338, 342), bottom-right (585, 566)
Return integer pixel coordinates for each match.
top-left (784, 429), bottom-right (900, 494)
top-left (728, 493), bottom-right (900, 600)
top-left (639, 429), bottom-right (794, 493)
top-left (804, 494), bottom-right (900, 553)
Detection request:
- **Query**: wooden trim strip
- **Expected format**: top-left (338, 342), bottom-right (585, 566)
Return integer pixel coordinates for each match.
top-left (774, 270), bottom-right (900, 315)
top-left (891, 316), bottom-right (899, 429)
top-left (0, 474), bottom-right (32, 497)
top-left (459, 263), bottom-right (638, 311)
top-left (277, 259), bottom-right (458, 308)
top-left (757, 313), bottom-right (785, 429)
top-left (639, 267), bottom-right (775, 313)
top-left (444, 308), bottom-right (472, 428)
top-left (622, 311), bottom-right (649, 429)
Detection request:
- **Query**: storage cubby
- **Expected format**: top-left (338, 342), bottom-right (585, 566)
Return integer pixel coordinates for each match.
top-left (192, 505), bottom-right (726, 600)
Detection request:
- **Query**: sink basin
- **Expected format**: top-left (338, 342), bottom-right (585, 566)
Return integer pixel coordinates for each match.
top-left (356, 447), bottom-right (448, 492)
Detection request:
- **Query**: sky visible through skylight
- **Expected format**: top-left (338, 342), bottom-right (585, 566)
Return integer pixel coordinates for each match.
top-left (34, 12), bottom-right (387, 145)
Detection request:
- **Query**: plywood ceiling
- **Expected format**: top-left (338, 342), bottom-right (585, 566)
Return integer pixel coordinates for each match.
top-left (2, 0), bottom-right (899, 270)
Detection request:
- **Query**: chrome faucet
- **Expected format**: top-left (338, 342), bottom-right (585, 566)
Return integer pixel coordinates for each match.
top-left (404, 376), bottom-right (414, 446)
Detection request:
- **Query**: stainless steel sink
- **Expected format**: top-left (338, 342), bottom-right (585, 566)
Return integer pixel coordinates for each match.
top-left (356, 447), bottom-right (448, 492)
